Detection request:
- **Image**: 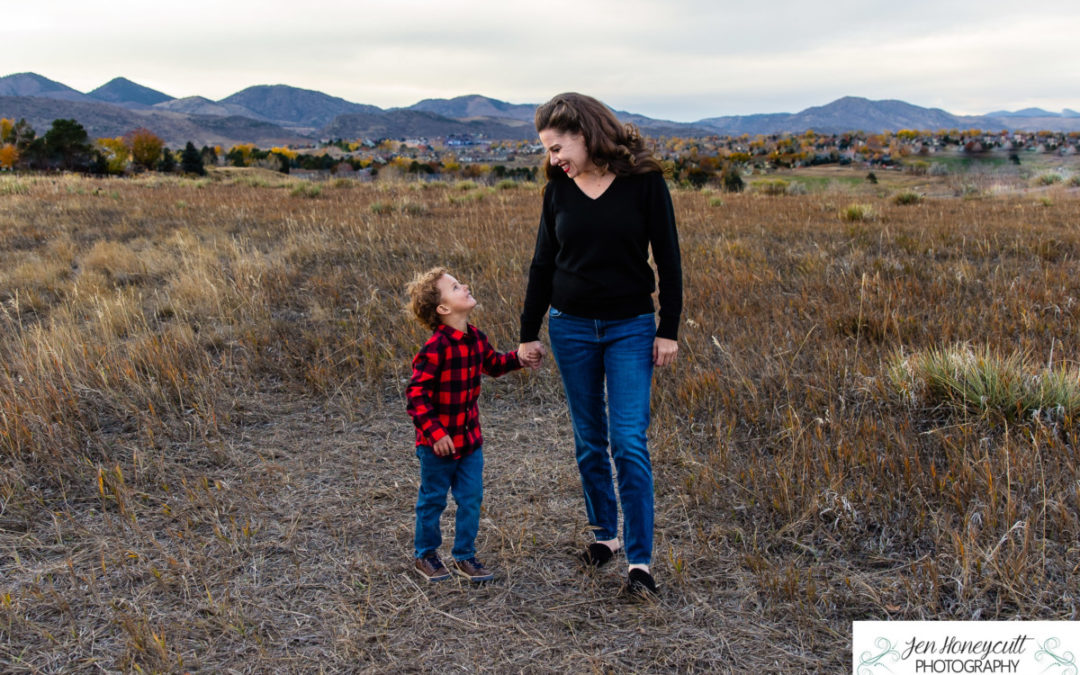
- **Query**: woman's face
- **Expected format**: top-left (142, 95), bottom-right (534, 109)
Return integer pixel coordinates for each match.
top-left (539, 128), bottom-right (593, 179)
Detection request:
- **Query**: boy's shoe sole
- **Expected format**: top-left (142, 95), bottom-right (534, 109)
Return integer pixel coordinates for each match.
top-left (414, 556), bottom-right (450, 582)
top-left (453, 559), bottom-right (494, 582)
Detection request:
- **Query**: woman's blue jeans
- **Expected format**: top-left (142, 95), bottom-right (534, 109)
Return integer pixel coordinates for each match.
top-left (414, 446), bottom-right (483, 561)
top-left (548, 309), bottom-right (655, 565)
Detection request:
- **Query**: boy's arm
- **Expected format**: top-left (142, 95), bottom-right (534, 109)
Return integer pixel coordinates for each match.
top-left (478, 331), bottom-right (523, 378)
top-left (406, 342), bottom-right (449, 445)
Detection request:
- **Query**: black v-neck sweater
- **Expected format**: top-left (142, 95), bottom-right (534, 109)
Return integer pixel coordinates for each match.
top-left (520, 171), bottom-right (683, 342)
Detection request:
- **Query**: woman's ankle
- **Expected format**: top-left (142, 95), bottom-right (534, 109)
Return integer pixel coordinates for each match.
top-left (596, 538), bottom-right (621, 552)
top-left (628, 563), bottom-right (650, 574)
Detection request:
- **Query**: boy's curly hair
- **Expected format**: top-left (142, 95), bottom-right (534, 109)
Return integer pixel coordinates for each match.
top-left (406, 266), bottom-right (448, 331)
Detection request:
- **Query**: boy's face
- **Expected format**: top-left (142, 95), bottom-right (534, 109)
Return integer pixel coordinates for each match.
top-left (436, 274), bottom-right (476, 318)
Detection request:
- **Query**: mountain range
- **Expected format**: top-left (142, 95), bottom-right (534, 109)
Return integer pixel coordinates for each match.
top-left (2, 72), bottom-right (1079, 148)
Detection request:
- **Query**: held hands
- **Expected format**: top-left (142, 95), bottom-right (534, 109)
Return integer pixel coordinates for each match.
top-left (653, 337), bottom-right (678, 367)
top-left (517, 341), bottom-right (546, 370)
top-left (432, 435), bottom-right (455, 457)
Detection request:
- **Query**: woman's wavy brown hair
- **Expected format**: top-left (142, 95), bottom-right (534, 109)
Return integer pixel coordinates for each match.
top-left (535, 92), bottom-right (662, 181)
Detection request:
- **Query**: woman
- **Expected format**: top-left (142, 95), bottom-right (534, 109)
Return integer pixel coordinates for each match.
top-left (518, 92), bottom-right (682, 595)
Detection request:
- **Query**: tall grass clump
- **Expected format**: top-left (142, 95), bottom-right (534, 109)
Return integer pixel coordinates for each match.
top-left (888, 343), bottom-right (1080, 421)
top-left (290, 182), bottom-right (322, 198)
top-left (892, 190), bottom-right (923, 205)
top-left (1037, 172), bottom-right (1064, 186)
top-left (752, 179), bottom-right (790, 196)
top-left (839, 203), bottom-right (875, 221)
top-left (1, 178), bottom-right (31, 195)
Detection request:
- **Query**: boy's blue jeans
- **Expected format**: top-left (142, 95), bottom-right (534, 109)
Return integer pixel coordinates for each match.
top-left (547, 308), bottom-right (656, 566)
top-left (414, 445), bottom-right (483, 561)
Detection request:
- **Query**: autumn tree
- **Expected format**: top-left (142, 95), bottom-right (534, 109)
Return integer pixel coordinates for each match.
top-left (0, 143), bottom-right (18, 170)
top-left (97, 137), bottom-right (130, 174)
top-left (125, 128), bottom-right (164, 171)
top-left (0, 118), bottom-right (13, 143)
top-left (226, 143), bottom-right (256, 167)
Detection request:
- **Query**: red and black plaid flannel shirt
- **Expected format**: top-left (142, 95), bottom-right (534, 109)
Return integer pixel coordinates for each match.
top-left (406, 323), bottom-right (521, 459)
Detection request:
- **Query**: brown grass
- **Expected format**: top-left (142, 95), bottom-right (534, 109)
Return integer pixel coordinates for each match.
top-left (1, 169), bottom-right (1079, 671)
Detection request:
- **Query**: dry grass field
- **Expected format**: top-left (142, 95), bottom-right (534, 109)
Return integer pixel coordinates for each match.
top-left (1, 167), bottom-right (1079, 672)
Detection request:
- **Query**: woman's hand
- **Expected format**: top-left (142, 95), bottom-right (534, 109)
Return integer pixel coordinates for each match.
top-left (653, 337), bottom-right (678, 367)
top-left (517, 341), bottom-right (546, 370)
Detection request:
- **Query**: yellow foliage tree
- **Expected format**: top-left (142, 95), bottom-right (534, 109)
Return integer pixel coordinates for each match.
top-left (270, 146), bottom-right (298, 160)
top-left (125, 128), bottom-right (164, 171)
top-left (228, 143), bottom-right (257, 166)
top-left (0, 143), bottom-right (18, 170)
top-left (0, 118), bottom-right (13, 143)
top-left (97, 137), bottom-right (130, 175)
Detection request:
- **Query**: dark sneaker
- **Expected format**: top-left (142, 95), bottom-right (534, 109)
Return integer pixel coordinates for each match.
top-left (414, 554), bottom-right (450, 582)
top-left (454, 557), bottom-right (494, 582)
top-left (624, 568), bottom-right (659, 596)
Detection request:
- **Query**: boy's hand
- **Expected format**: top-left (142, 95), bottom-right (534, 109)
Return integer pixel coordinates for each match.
top-left (517, 341), bottom-right (545, 370)
top-left (432, 436), bottom-right (455, 457)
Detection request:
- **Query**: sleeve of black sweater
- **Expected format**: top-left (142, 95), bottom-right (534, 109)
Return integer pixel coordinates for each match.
top-left (519, 184), bottom-right (556, 343)
top-left (647, 172), bottom-right (683, 341)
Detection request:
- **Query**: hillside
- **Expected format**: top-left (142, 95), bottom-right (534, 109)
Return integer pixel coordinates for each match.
top-left (88, 77), bottom-right (174, 108)
top-left (223, 85), bottom-right (383, 129)
top-left (0, 72), bottom-right (93, 102)
top-left (406, 94), bottom-right (536, 123)
top-left (0, 96), bottom-right (307, 147)
top-left (321, 108), bottom-right (536, 141)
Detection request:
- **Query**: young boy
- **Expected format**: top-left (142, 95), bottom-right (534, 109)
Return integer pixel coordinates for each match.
top-left (405, 267), bottom-right (531, 582)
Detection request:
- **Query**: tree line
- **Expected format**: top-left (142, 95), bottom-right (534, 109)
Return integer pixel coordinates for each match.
top-left (1, 118), bottom-right (206, 175)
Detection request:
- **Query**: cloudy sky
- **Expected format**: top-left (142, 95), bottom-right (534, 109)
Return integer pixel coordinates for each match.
top-left (5, 0), bottom-right (1079, 122)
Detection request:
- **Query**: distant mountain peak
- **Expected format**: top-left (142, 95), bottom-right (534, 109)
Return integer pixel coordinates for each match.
top-left (88, 77), bottom-right (173, 108)
top-left (0, 72), bottom-right (92, 102)
top-left (220, 84), bottom-right (382, 128)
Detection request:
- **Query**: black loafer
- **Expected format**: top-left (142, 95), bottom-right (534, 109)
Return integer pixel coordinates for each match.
top-left (580, 542), bottom-right (615, 568)
top-left (625, 568), bottom-right (659, 596)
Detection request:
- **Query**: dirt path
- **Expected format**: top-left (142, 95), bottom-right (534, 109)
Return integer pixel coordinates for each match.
top-left (2, 390), bottom-right (841, 671)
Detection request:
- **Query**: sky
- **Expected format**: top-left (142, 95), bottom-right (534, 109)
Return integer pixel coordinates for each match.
top-left (4, 0), bottom-right (1080, 122)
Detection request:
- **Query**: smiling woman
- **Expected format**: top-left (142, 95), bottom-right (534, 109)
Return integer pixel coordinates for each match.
top-left (519, 92), bottom-right (683, 597)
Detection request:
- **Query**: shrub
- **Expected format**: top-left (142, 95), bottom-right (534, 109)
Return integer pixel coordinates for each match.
top-left (893, 191), bottom-right (923, 205)
top-left (753, 179), bottom-right (789, 196)
top-left (888, 344), bottom-right (1080, 422)
top-left (839, 203), bottom-right (875, 221)
top-left (721, 167), bottom-right (745, 193)
top-left (1038, 172), bottom-right (1063, 186)
top-left (905, 160), bottom-right (930, 176)
top-left (290, 183), bottom-right (322, 198)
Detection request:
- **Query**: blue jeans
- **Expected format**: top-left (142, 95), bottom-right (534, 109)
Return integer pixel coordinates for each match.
top-left (547, 308), bottom-right (655, 565)
top-left (414, 446), bottom-right (483, 561)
